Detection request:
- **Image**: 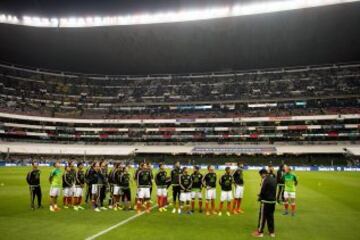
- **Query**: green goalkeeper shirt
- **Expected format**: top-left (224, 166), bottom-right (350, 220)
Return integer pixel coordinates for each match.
top-left (50, 168), bottom-right (62, 188)
top-left (283, 172), bottom-right (298, 192)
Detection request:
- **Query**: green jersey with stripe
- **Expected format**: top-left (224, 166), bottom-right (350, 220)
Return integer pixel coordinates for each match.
top-left (50, 168), bottom-right (62, 188)
top-left (283, 172), bottom-right (297, 192)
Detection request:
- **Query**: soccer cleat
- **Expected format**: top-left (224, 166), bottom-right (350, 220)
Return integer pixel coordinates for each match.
top-left (158, 208), bottom-right (163, 212)
top-left (283, 211), bottom-right (289, 215)
top-left (212, 211), bottom-right (218, 215)
top-left (177, 209), bottom-right (181, 214)
top-left (146, 209), bottom-right (151, 214)
top-left (172, 208), bottom-right (176, 214)
top-left (269, 233), bottom-right (276, 238)
top-left (108, 205), bottom-right (113, 209)
top-left (206, 211), bottom-right (211, 216)
top-left (78, 206), bottom-right (85, 210)
top-left (137, 209), bottom-right (142, 214)
top-left (50, 206), bottom-right (55, 212)
top-left (252, 231), bottom-right (264, 238)
top-left (114, 207), bottom-right (118, 211)
top-left (218, 212), bottom-right (222, 216)
top-left (238, 209), bottom-right (245, 214)
top-left (162, 207), bottom-right (167, 212)
top-left (226, 211), bottom-right (231, 217)
top-left (64, 206), bottom-right (69, 209)
top-left (74, 206), bottom-right (79, 211)
top-left (100, 207), bottom-right (108, 210)
top-left (94, 208), bottom-right (101, 212)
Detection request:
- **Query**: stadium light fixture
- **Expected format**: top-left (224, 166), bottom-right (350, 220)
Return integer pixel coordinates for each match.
top-left (0, 0), bottom-right (358, 28)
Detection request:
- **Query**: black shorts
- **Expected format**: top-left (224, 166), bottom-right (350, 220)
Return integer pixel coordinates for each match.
top-left (122, 188), bottom-right (131, 202)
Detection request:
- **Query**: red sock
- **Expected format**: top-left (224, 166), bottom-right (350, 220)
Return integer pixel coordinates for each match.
top-left (291, 204), bottom-right (296, 212)
top-left (238, 198), bottom-right (242, 210)
top-left (199, 200), bottom-right (203, 210)
top-left (285, 202), bottom-right (289, 210)
top-left (137, 201), bottom-right (142, 211)
top-left (219, 202), bottom-right (223, 211)
top-left (232, 199), bottom-right (237, 211)
top-left (227, 202), bottom-right (231, 212)
top-left (211, 200), bottom-right (215, 211)
top-left (147, 201), bottom-right (151, 210)
top-left (191, 201), bottom-right (195, 210)
top-left (205, 201), bottom-right (209, 212)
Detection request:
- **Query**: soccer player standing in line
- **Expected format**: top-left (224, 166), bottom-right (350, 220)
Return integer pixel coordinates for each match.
top-left (179, 167), bottom-right (193, 214)
top-left (99, 160), bottom-right (108, 210)
top-left (276, 164), bottom-right (285, 204)
top-left (111, 163), bottom-right (121, 210)
top-left (171, 161), bottom-right (183, 214)
top-left (107, 163), bottom-right (118, 209)
top-left (121, 166), bottom-right (132, 210)
top-left (155, 163), bottom-right (168, 212)
top-left (136, 163), bottom-right (153, 214)
top-left (191, 166), bottom-right (203, 213)
top-left (282, 165), bottom-right (298, 216)
top-left (84, 162), bottom-right (94, 204)
top-left (74, 162), bottom-right (85, 211)
top-left (232, 163), bottom-right (245, 214)
top-left (253, 169), bottom-right (277, 238)
top-left (218, 166), bottom-right (234, 216)
top-left (90, 161), bottom-right (102, 212)
top-left (26, 161), bottom-right (42, 210)
top-left (49, 161), bottom-right (62, 212)
top-left (202, 165), bottom-right (217, 216)
top-left (62, 165), bottom-right (75, 209)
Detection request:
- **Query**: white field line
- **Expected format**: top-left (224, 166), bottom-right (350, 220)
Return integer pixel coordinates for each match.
top-left (84, 205), bottom-right (158, 240)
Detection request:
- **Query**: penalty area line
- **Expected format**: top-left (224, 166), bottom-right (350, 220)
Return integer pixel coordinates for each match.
top-left (84, 205), bottom-right (158, 240)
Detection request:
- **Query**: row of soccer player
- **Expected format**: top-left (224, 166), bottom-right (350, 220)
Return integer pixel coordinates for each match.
top-left (27, 160), bottom-right (297, 217)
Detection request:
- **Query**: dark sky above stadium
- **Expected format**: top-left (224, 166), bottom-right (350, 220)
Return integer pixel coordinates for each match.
top-left (0, 0), bottom-right (267, 16)
top-left (0, 0), bottom-right (359, 75)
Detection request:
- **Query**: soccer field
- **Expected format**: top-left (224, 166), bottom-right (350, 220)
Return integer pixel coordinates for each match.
top-left (0, 167), bottom-right (359, 240)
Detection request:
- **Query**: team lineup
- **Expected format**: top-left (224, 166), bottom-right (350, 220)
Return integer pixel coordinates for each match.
top-left (26, 160), bottom-right (298, 237)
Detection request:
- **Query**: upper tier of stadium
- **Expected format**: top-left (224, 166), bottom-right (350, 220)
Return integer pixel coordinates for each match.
top-left (1, 62), bottom-right (359, 119)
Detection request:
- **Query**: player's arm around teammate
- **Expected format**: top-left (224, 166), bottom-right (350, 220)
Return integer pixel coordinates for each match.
top-left (232, 163), bottom-right (245, 214)
top-left (190, 166), bottom-right (203, 213)
top-left (74, 162), bottom-right (85, 211)
top-left (179, 167), bottom-right (193, 214)
top-left (202, 165), bottom-right (217, 216)
top-left (218, 167), bottom-right (234, 216)
top-left (155, 163), bottom-right (168, 212)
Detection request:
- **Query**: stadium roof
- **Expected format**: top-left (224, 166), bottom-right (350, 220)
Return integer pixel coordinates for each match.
top-left (0, 0), bottom-right (359, 74)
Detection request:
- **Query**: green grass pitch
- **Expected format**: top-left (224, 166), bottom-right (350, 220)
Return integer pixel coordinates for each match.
top-left (0, 167), bottom-right (359, 240)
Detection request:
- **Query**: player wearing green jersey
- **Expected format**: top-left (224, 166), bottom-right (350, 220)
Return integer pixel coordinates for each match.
top-left (282, 165), bottom-right (298, 216)
top-left (49, 161), bottom-right (62, 212)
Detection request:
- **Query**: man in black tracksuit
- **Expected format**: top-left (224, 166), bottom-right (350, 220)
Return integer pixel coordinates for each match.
top-left (276, 164), bottom-right (285, 203)
top-left (253, 169), bottom-right (277, 238)
top-left (26, 162), bottom-right (42, 210)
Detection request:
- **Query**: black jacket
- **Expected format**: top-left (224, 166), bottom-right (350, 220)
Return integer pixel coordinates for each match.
top-left (259, 175), bottom-right (277, 203)
top-left (26, 169), bottom-right (41, 186)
